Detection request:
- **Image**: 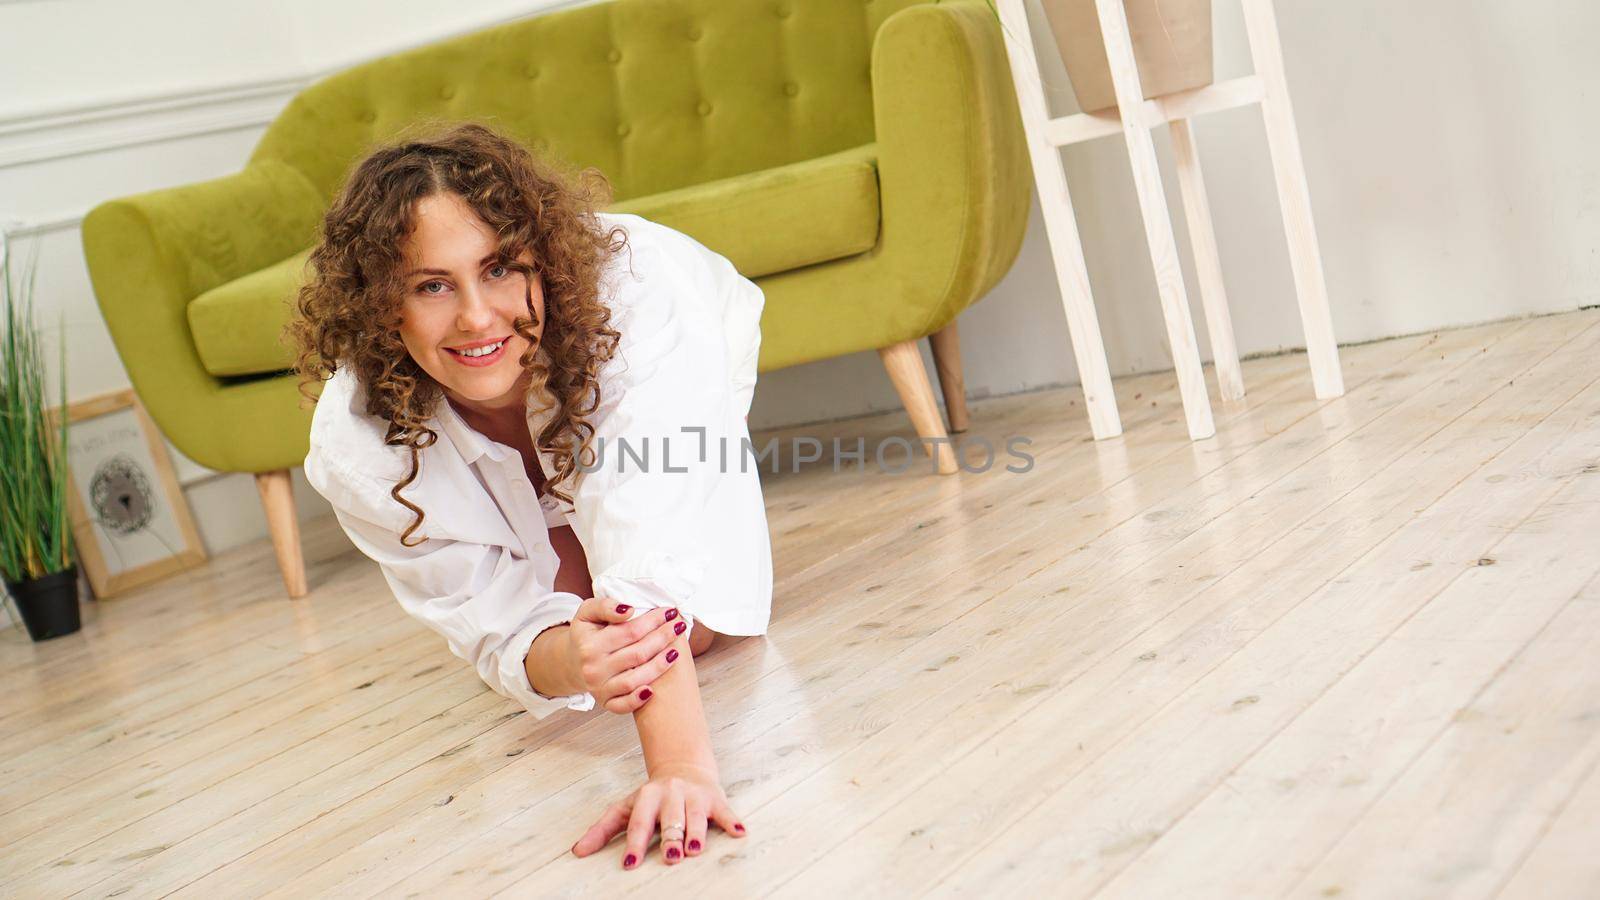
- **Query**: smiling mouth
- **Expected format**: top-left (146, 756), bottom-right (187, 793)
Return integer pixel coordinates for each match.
top-left (446, 337), bottom-right (510, 358)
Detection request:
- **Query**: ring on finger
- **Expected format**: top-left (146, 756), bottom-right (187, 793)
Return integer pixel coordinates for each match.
top-left (661, 824), bottom-right (685, 842)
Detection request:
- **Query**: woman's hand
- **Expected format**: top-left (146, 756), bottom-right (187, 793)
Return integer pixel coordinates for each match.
top-left (567, 595), bottom-right (688, 714)
top-left (570, 761), bottom-right (748, 868)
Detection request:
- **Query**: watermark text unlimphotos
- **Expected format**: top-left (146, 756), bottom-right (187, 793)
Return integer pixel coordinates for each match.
top-left (574, 427), bottom-right (1034, 475)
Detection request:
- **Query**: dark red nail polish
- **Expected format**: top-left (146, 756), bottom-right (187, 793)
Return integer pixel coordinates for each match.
top-left (666, 648), bottom-right (679, 663)
top-left (667, 847), bottom-right (681, 860)
top-left (624, 853), bottom-right (637, 867)
top-left (674, 621), bottom-right (686, 635)
top-left (615, 603), bottom-right (630, 614)
top-left (688, 839), bottom-right (701, 851)
top-left (734, 823), bottom-right (745, 833)
top-left (664, 608), bottom-right (678, 621)
top-left (640, 688), bottom-right (652, 701)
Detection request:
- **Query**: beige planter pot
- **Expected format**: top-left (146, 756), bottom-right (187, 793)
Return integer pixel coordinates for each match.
top-left (1040, 0), bottom-right (1214, 114)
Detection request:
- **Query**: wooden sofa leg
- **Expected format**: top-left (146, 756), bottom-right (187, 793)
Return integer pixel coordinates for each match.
top-left (254, 469), bottom-right (309, 598)
top-left (878, 339), bottom-right (959, 475)
top-left (927, 321), bottom-right (970, 433)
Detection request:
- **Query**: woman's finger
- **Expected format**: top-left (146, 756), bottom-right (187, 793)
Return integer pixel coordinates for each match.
top-left (601, 610), bottom-right (686, 676)
top-left (602, 684), bottom-right (654, 715)
top-left (602, 639), bottom-right (679, 702)
top-left (623, 784), bottom-right (663, 870)
top-left (601, 634), bottom-right (678, 698)
top-left (708, 799), bottom-right (748, 839)
top-left (571, 798), bottom-right (633, 857)
top-left (684, 792), bottom-right (710, 857)
top-left (574, 594), bottom-right (628, 626)
top-left (595, 606), bottom-right (675, 655)
top-left (659, 779), bottom-right (687, 865)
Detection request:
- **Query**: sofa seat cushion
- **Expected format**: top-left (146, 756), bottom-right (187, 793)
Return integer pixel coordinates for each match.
top-left (611, 142), bottom-right (879, 280)
top-left (188, 248), bottom-right (311, 377)
top-left (187, 142), bottom-right (880, 378)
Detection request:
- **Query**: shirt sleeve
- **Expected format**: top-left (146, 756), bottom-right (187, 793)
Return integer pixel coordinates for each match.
top-left (306, 451), bottom-right (597, 721)
top-left (702, 240), bottom-right (764, 418)
top-left (568, 228), bottom-right (764, 637)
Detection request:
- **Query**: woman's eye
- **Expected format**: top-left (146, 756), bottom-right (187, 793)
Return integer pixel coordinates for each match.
top-left (418, 281), bottom-right (448, 295)
top-left (488, 264), bottom-right (509, 278)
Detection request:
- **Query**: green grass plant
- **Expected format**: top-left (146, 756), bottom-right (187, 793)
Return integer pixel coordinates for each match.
top-left (0, 240), bottom-right (74, 584)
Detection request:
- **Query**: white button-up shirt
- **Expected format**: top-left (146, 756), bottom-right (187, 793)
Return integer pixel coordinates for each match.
top-left (303, 212), bottom-right (773, 720)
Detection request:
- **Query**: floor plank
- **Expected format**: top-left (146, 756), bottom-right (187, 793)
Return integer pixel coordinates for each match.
top-left (1496, 729), bottom-right (1600, 899)
top-left (1103, 395), bottom-right (1600, 898)
top-left (1289, 566), bottom-right (1600, 900)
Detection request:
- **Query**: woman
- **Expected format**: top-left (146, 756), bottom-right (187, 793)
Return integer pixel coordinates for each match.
top-left (288, 121), bottom-right (772, 871)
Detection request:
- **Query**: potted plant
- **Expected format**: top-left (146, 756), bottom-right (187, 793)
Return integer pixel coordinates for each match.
top-left (1040, 0), bottom-right (1214, 114)
top-left (1, 238), bottom-right (82, 641)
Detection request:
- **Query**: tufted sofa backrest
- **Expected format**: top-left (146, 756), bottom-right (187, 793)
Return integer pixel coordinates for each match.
top-left (251, 0), bottom-right (933, 204)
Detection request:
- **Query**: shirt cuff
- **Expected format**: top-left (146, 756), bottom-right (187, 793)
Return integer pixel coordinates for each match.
top-left (497, 592), bottom-right (597, 720)
top-left (591, 569), bottom-right (699, 644)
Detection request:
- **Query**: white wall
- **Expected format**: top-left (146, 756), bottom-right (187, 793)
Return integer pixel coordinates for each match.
top-left (2, 0), bottom-right (1596, 560)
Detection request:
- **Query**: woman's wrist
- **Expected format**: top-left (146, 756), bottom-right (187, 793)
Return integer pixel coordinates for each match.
top-left (646, 756), bottom-right (721, 782)
top-left (526, 622), bottom-right (585, 697)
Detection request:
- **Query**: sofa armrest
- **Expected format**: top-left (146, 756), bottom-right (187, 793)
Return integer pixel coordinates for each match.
top-left (82, 158), bottom-right (324, 302)
top-left (870, 0), bottom-right (1032, 332)
top-left (80, 158), bottom-right (325, 462)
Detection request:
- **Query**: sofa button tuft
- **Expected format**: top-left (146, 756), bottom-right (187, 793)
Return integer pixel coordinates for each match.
top-left (783, 81), bottom-right (799, 97)
top-left (359, 110), bottom-right (376, 124)
top-left (697, 100), bottom-right (713, 117)
top-left (616, 123), bottom-right (631, 137)
top-left (776, 3), bottom-right (792, 18)
top-left (524, 63), bottom-right (539, 78)
top-left (687, 25), bottom-right (703, 41)
top-left (439, 86), bottom-right (455, 100)
top-left (607, 48), bottom-right (622, 64)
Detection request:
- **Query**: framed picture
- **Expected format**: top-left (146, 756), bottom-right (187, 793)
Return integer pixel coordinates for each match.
top-left (47, 388), bottom-right (206, 599)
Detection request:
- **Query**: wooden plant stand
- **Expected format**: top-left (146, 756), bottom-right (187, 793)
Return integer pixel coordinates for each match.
top-left (995, 0), bottom-right (1345, 441)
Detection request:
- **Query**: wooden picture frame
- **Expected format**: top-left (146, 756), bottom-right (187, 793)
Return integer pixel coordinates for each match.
top-left (46, 388), bottom-right (206, 599)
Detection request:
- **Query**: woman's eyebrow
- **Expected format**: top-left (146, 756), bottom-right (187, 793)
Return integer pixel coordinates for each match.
top-left (405, 252), bottom-right (500, 277)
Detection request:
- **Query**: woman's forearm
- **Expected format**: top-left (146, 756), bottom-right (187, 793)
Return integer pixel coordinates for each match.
top-left (634, 629), bottom-right (719, 776)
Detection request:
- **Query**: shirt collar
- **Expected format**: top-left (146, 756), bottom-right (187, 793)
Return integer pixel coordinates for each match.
top-left (433, 393), bottom-right (512, 465)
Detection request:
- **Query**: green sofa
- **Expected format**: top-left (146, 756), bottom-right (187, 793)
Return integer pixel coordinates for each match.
top-left (80, 0), bottom-right (1031, 598)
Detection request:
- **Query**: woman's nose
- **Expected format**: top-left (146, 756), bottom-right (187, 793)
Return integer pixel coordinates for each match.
top-left (455, 284), bottom-right (495, 331)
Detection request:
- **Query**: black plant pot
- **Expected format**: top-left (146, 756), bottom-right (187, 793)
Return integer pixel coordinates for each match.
top-left (4, 564), bottom-right (84, 642)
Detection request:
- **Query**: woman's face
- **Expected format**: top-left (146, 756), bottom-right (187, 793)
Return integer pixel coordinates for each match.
top-left (396, 191), bottom-right (544, 413)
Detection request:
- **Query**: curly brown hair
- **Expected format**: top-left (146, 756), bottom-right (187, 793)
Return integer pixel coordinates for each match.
top-left (285, 119), bottom-right (628, 547)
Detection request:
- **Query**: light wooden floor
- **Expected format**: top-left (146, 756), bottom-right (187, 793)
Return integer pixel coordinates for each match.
top-left (3, 308), bottom-right (1599, 899)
